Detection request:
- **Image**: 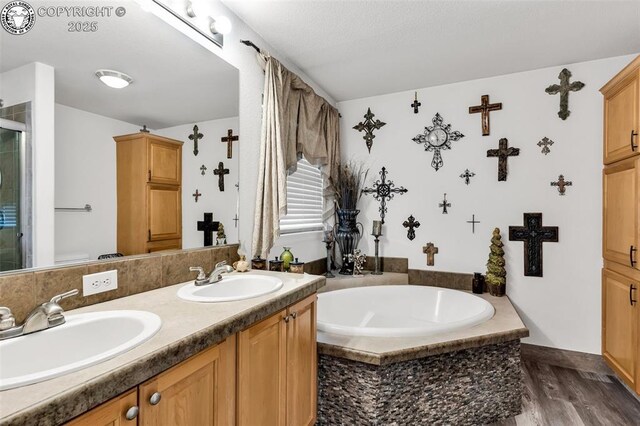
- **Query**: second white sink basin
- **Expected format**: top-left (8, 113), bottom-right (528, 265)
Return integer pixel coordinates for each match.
top-left (177, 274), bottom-right (284, 302)
top-left (0, 310), bottom-right (161, 391)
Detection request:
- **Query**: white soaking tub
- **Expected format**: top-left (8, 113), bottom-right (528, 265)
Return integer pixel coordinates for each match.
top-left (317, 285), bottom-right (495, 338)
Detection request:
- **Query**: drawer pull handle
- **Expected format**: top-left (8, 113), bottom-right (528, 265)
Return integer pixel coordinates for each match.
top-left (630, 246), bottom-right (637, 267)
top-left (125, 406), bottom-right (139, 421)
top-left (283, 315), bottom-right (290, 323)
top-left (632, 130), bottom-right (638, 152)
top-left (291, 312), bottom-right (297, 320)
top-left (149, 391), bottom-right (162, 405)
top-left (631, 285), bottom-right (638, 306)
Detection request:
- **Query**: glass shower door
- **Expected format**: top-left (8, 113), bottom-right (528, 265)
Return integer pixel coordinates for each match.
top-left (0, 127), bottom-right (23, 271)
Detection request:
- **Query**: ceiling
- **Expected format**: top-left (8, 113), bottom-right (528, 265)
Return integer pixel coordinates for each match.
top-left (1, 0), bottom-right (239, 129)
top-left (222, 0), bottom-right (640, 102)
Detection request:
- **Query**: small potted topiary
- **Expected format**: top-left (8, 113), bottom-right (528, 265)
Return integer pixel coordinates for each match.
top-left (486, 227), bottom-right (506, 296)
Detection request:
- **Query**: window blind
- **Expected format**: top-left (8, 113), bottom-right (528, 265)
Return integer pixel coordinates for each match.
top-left (280, 158), bottom-right (324, 234)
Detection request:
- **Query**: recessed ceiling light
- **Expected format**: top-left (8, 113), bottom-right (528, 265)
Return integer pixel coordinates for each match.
top-left (95, 69), bottom-right (133, 89)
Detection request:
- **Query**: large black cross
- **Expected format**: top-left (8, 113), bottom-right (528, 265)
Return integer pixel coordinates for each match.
top-left (213, 161), bottom-right (229, 191)
top-left (545, 68), bottom-right (584, 120)
top-left (402, 215), bottom-right (420, 241)
top-left (509, 213), bottom-right (558, 277)
top-left (361, 166), bottom-right (407, 224)
top-left (487, 138), bottom-right (520, 181)
top-left (189, 125), bottom-right (204, 156)
top-left (197, 213), bottom-right (219, 247)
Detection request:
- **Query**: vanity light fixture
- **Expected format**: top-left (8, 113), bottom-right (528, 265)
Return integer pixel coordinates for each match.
top-left (185, 1), bottom-right (232, 36)
top-left (95, 69), bottom-right (133, 89)
top-left (210, 16), bottom-right (232, 35)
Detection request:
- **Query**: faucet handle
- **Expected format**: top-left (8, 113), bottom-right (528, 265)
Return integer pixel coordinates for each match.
top-left (214, 260), bottom-right (228, 268)
top-left (189, 266), bottom-right (206, 280)
top-left (50, 289), bottom-right (79, 304)
top-left (0, 307), bottom-right (15, 331)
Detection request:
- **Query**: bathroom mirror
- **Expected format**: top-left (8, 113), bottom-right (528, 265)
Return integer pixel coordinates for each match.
top-left (0, 0), bottom-right (240, 272)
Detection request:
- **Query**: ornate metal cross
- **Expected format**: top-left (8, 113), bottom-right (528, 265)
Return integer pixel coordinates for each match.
top-left (466, 214), bottom-right (480, 234)
top-left (509, 213), bottom-right (558, 277)
top-left (221, 129), bottom-right (239, 159)
top-left (192, 189), bottom-right (202, 202)
top-left (468, 94), bottom-right (502, 136)
top-left (213, 161), bottom-right (230, 191)
top-left (537, 137), bottom-right (554, 155)
top-left (550, 174), bottom-right (572, 196)
top-left (460, 169), bottom-right (475, 185)
top-left (353, 107), bottom-right (386, 153)
top-left (412, 113), bottom-right (464, 171)
top-left (200, 164), bottom-right (207, 175)
top-left (423, 242), bottom-right (438, 266)
top-left (197, 212), bottom-right (219, 247)
top-left (545, 68), bottom-right (585, 120)
top-left (439, 193), bottom-right (451, 214)
top-left (402, 215), bottom-right (420, 241)
top-left (411, 91), bottom-right (421, 114)
top-left (487, 138), bottom-right (520, 181)
top-left (189, 125), bottom-right (204, 156)
top-left (361, 166), bottom-right (407, 224)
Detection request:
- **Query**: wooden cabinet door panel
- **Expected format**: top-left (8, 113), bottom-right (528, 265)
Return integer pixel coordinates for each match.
top-left (66, 389), bottom-right (138, 426)
top-left (602, 269), bottom-right (638, 388)
top-left (238, 311), bottom-right (287, 426)
top-left (147, 184), bottom-right (181, 241)
top-left (148, 140), bottom-right (181, 185)
top-left (603, 158), bottom-right (639, 268)
top-left (604, 72), bottom-right (639, 164)
top-left (286, 295), bottom-right (317, 426)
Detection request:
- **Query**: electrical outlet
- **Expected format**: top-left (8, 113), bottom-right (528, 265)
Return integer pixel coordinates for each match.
top-left (83, 270), bottom-right (118, 296)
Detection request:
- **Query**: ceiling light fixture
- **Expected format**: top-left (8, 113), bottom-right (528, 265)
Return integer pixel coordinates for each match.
top-left (95, 69), bottom-right (133, 89)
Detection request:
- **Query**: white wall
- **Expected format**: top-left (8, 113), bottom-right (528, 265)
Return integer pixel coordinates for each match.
top-left (54, 104), bottom-right (139, 261)
top-left (338, 54), bottom-right (637, 354)
top-left (156, 117), bottom-right (239, 248)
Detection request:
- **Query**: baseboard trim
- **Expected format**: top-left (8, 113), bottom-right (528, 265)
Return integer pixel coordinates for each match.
top-left (521, 343), bottom-right (613, 375)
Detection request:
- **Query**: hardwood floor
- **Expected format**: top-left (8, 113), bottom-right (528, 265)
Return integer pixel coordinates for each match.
top-left (493, 356), bottom-right (640, 426)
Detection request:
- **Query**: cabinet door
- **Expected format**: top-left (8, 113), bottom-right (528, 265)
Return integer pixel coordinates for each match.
top-left (139, 336), bottom-right (236, 426)
top-left (604, 72), bottom-right (639, 164)
top-left (146, 238), bottom-right (181, 253)
top-left (602, 269), bottom-right (638, 388)
top-left (603, 158), bottom-right (639, 268)
top-left (286, 295), bottom-right (317, 426)
top-left (238, 311), bottom-right (287, 426)
top-left (66, 389), bottom-right (138, 426)
top-left (148, 139), bottom-right (182, 185)
top-left (147, 184), bottom-right (181, 241)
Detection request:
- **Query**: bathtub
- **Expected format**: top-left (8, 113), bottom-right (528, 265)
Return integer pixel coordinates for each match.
top-left (317, 285), bottom-right (495, 338)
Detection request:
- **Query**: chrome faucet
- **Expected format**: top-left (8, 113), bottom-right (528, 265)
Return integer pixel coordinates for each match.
top-left (0, 289), bottom-right (79, 340)
top-left (189, 261), bottom-right (234, 286)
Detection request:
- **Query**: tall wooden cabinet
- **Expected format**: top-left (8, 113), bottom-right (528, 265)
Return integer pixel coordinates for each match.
top-left (601, 55), bottom-right (640, 395)
top-left (114, 132), bottom-right (183, 255)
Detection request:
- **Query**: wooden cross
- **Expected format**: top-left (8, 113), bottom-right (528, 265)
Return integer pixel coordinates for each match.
top-left (197, 213), bottom-right (219, 247)
top-left (466, 214), bottom-right (480, 234)
top-left (550, 174), bottom-right (572, 196)
top-left (423, 242), bottom-right (438, 266)
top-left (192, 189), bottom-right (202, 202)
top-left (487, 138), bottom-right (520, 182)
top-left (439, 193), bottom-right (451, 214)
top-left (213, 161), bottom-right (230, 191)
top-left (189, 125), bottom-right (204, 156)
top-left (460, 169), bottom-right (475, 185)
top-left (411, 91), bottom-right (421, 114)
top-left (361, 166), bottom-right (407, 224)
top-left (200, 164), bottom-right (207, 175)
top-left (402, 215), bottom-right (420, 241)
top-left (221, 129), bottom-right (238, 159)
top-left (545, 68), bottom-right (585, 120)
top-left (509, 213), bottom-right (558, 277)
top-left (469, 94), bottom-right (502, 136)
top-left (353, 107), bottom-right (386, 153)
top-left (537, 137), bottom-right (554, 155)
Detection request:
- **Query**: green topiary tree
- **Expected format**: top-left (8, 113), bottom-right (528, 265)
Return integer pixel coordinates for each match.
top-left (486, 228), bottom-right (506, 296)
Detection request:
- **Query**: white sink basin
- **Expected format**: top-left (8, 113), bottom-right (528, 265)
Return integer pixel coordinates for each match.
top-left (0, 310), bottom-right (161, 391)
top-left (177, 274), bottom-right (284, 302)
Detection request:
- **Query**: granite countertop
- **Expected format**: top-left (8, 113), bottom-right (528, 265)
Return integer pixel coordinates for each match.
top-left (0, 271), bottom-right (325, 426)
top-left (317, 292), bottom-right (529, 366)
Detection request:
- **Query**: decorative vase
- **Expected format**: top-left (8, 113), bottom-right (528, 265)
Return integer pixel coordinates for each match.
top-left (335, 209), bottom-right (363, 275)
top-left (280, 247), bottom-right (294, 271)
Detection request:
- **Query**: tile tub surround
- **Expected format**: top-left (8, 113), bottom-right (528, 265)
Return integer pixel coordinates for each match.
top-left (0, 244), bottom-right (239, 323)
top-left (409, 268), bottom-right (475, 291)
top-left (0, 271), bottom-right (325, 426)
top-left (318, 340), bottom-right (522, 425)
top-left (318, 271), bottom-right (409, 293)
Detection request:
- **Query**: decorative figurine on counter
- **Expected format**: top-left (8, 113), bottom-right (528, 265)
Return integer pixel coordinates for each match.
top-left (216, 223), bottom-right (226, 245)
top-left (322, 228), bottom-right (335, 278)
top-left (280, 247), bottom-right (294, 271)
top-left (348, 249), bottom-right (367, 277)
top-left (233, 255), bottom-right (250, 272)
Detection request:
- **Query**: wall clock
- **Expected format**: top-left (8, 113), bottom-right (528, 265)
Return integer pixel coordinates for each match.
top-left (412, 113), bottom-right (464, 171)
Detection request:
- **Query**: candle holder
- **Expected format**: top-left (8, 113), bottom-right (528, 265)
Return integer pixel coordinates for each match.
top-left (323, 237), bottom-right (335, 278)
top-left (371, 232), bottom-right (382, 275)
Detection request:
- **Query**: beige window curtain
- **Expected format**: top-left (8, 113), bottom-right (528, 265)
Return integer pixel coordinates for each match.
top-left (252, 53), bottom-right (340, 258)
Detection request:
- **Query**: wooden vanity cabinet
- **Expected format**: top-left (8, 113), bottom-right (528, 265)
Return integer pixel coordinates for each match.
top-left (66, 389), bottom-right (138, 426)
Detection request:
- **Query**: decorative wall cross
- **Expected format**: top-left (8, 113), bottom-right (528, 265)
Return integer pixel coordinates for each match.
top-left (466, 214), bottom-right (480, 234)
top-left (200, 164), bottom-right (207, 175)
top-left (221, 129), bottom-right (238, 159)
top-left (361, 166), bottom-right (407, 224)
top-left (487, 138), bottom-right (520, 181)
top-left (192, 189), bottom-right (202, 202)
top-left (411, 92), bottom-right (421, 114)
top-left (197, 213), bottom-right (219, 247)
top-left (509, 213), bottom-right (558, 277)
top-left (140, 125), bottom-right (150, 133)
top-left (468, 94), bottom-right (502, 136)
top-left (460, 169), bottom-right (475, 185)
top-left (189, 125), bottom-right (204, 156)
top-left (545, 68), bottom-right (585, 120)
top-left (233, 214), bottom-right (239, 228)
top-left (537, 137), bottom-right (554, 155)
top-left (214, 161), bottom-right (229, 191)
top-left (412, 113), bottom-right (464, 171)
top-left (550, 174), bottom-right (572, 196)
top-left (353, 107), bottom-right (386, 153)
top-left (402, 215), bottom-right (420, 241)
top-left (439, 193), bottom-right (451, 214)
top-left (423, 242), bottom-right (438, 266)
